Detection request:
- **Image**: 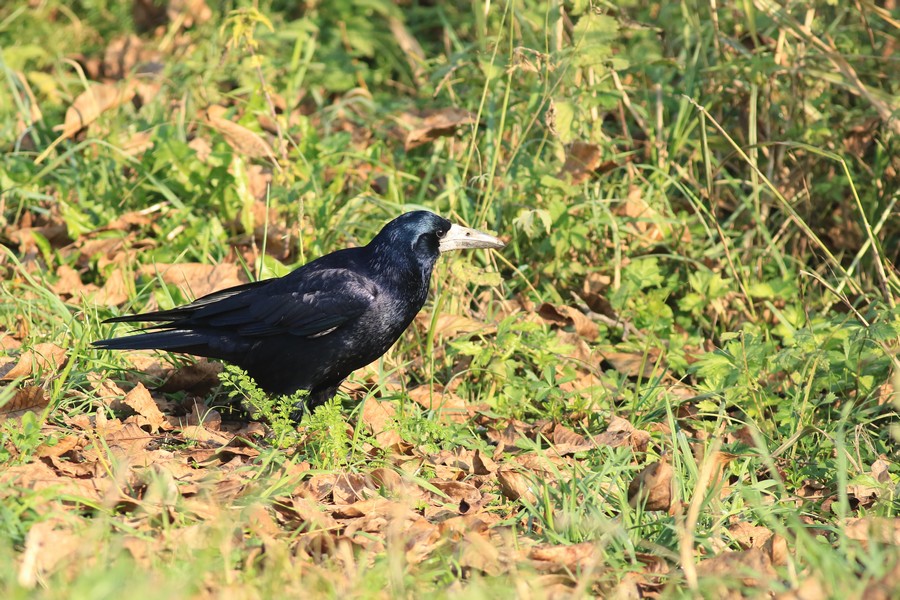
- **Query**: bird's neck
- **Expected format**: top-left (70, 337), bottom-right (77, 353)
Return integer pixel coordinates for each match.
top-left (368, 246), bottom-right (434, 302)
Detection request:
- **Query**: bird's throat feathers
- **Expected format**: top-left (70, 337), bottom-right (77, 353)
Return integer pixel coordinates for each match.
top-left (369, 244), bottom-right (435, 302)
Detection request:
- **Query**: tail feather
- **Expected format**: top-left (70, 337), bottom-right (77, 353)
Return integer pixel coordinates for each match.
top-left (93, 329), bottom-right (210, 352)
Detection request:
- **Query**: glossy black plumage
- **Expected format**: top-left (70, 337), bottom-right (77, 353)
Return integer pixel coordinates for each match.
top-left (93, 211), bottom-right (504, 409)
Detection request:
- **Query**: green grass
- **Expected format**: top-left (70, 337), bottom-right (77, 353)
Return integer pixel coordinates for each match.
top-left (1, 0), bottom-right (899, 597)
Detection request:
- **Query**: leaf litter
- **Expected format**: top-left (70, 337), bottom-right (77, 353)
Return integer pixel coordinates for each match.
top-left (0, 6), bottom-right (895, 598)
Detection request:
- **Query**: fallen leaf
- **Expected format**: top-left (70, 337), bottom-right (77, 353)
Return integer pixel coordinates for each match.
top-left (202, 105), bottom-right (277, 161)
top-left (601, 349), bottom-right (665, 379)
top-left (407, 385), bottom-right (469, 423)
top-left (159, 360), bottom-right (223, 394)
top-left (361, 396), bottom-right (404, 448)
top-left (595, 416), bottom-right (650, 452)
top-left (332, 473), bottom-right (378, 505)
top-left (139, 262), bottom-right (249, 300)
top-left (430, 480), bottom-right (482, 507)
top-left (58, 82), bottom-right (136, 140)
top-left (696, 548), bottom-right (775, 587)
top-left (416, 312), bottom-right (496, 340)
top-left (844, 517), bottom-right (900, 545)
top-left (399, 107), bottom-right (476, 150)
top-left (17, 520), bottom-right (83, 588)
top-left (1, 460), bottom-right (103, 503)
top-left (90, 268), bottom-right (132, 306)
top-left (121, 383), bottom-right (168, 432)
top-left (617, 186), bottom-right (692, 245)
top-left (102, 34), bottom-right (161, 80)
top-left (120, 130), bottom-right (155, 156)
top-left (537, 303), bottom-right (599, 340)
top-left (50, 265), bottom-right (86, 297)
top-left (580, 272), bottom-right (618, 319)
top-left (497, 468), bottom-right (537, 503)
top-left (289, 495), bottom-right (339, 531)
top-left (628, 460), bottom-right (673, 512)
top-left (458, 531), bottom-right (503, 576)
top-left (557, 141), bottom-right (617, 184)
top-left (872, 458), bottom-right (892, 483)
top-left (548, 423), bottom-right (594, 455)
top-left (727, 522), bottom-right (775, 550)
top-left (0, 386), bottom-right (49, 420)
top-left (861, 560), bottom-right (900, 600)
top-left (180, 425), bottom-right (232, 446)
top-left (167, 0), bottom-right (212, 28)
top-left (0, 342), bottom-right (67, 381)
top-left (528, 541), bottom-right (598, 572)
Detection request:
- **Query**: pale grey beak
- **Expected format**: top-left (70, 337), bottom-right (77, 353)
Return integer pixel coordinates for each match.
top-left (439, 223), bottom-right (505, 253)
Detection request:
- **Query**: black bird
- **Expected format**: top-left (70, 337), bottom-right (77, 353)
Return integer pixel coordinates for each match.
top-left (94, 211), bottom-right (504, 409)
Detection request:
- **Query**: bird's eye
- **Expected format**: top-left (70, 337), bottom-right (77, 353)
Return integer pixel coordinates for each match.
top-left (436, 229), bottom-right (447, 238)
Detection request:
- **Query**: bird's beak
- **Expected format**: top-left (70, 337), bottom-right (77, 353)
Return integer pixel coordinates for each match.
top-left (439, 223), bottom-right (505, 253)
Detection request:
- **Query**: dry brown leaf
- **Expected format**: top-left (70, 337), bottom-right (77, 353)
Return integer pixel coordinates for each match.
top-left (361, 396), bottom-right (404, 448)
top-left (487, 419), bottom-right (529, 457)
top-left (549, 423), bottom-right (593, 455)
top-left (58, 82), bottom-right (136, 140)
top-left (90, 268), bottom-right (133, 306)
top-left (696, 548), bottom-right (775, 587)
top-left (50, 265), bottom-right (86, 297)
top-left (36, 434), bottom-right (81, 459)
top-left (628, 460), bottom-right (673, 512)
top-left (0, 335), bottom-right (21, 352)
top-left (403, 519), bottom-right (441, 565)
top-left (416, 312), bottom-right (496, 340)
top-left (430, 480), bottom-right (482, 507)
top-left (180, 425), bottom-right (232, 446)
top-left (370, 467), bottom-right (403, 492)
top-left (159, 360), bottom-right (223, 393)
top-left (299, 474), bottom-right (337, 502)
top-left (618, 186), bottom-right (692, 245)
top-left (121, 130), bottom-right (155, 156)
top-left (0, 342), bottom-right (67, 381)
top-left (765, 534), bottom-right (788, 567)
top-left (580, 272), bottom-right (619, 319)
top-left (595, 415), bottom-right (650, 452)
top-left (332, 473), bottom-right (378, 505)
top-left (458, 531), bottom-right (504, 576)
top-left (557, 141), bottom-right (618, 184)
top-left (601, 349), bottom-right (665, 379)
top-left (0, 386), bottom-right (49, 420)
top-left (188, 136), bottom-right (213, 162)
top-left (121, 382), bottom-right (167, 432)
top-left (102, 34), bottom-right (162, 80)
top-left (17, 520), bottom-right (83, 588)
top-left (727, 522), bottom-right (775, 550)
top-left (774, 577), bottom-right (829, 600)
top-left (202, 105), bottom-right (277, 161)
top-left (528, 541), bottom-right (598, 572)
top-left (872, 458), bottom-right (892, 483)
top-left (537, 302), bottom-right (599, 340)
top-left (845, 517), bottom-right (900, 545)
top-left (860, 561), bottom-right (900, 600)
top-left (400, 107), bottom-right (476, 150)
top-left (473, 449), bottom-right (498, 475)
top-left (1, 460), bottom-right (103, 503)
top-left (289, 495), bottom-right (339, 530)
top-left (168, 0), bottom-right (212, 28)
top-left (407, 385), bottom-right (469, 423)
top-left (497, 468), bottom-right (537, 503)
top-left (140, 262), bottom-right (249, 300)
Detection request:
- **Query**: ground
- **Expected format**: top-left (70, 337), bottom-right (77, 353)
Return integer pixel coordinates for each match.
top-left (1, 0), bottom-right (899, 598)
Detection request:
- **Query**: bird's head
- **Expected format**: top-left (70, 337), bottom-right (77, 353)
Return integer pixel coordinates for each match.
top-left (369, 211), bottom-right (504, 278)
top-left (373, 210), bottom-right (504, 256)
